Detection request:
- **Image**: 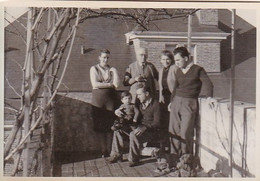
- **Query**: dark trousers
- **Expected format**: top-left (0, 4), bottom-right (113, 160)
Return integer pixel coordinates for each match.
top-left (160, 89), bottom-right (171, 149)
top-left (169, 96), bottom-right (198, 156)
top-left (91, 88), bottom-right (118, 155)
top-left (92, 88), bottom-right (118, 132)
top-left (110, 126), bottom-right (158, 162)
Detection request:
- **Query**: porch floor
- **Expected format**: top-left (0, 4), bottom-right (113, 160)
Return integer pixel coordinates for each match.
top-left (60, 154), bottom-right (209, 177)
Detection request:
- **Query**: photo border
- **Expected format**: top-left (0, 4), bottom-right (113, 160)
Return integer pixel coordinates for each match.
top-left (1, 1), bottom-right (259, 181)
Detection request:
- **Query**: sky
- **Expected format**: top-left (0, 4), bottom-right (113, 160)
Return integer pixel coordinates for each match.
top-left (235, 9), bottom-right (256, 26)
top-left (4, 7), bottom-right (29, 27)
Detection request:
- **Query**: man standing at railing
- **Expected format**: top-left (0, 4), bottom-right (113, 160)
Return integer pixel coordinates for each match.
top-left (168, 46), bottom-right (214, 170)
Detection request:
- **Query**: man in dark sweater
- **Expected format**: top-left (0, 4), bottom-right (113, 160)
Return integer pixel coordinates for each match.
top-left (108, 85), bottom-right (161, 167)
top-left (168, 47), bottom-right (214, 159)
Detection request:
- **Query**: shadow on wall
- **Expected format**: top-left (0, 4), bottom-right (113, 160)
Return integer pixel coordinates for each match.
top-left (216, 21), bottom-right (256, 104)
top-left (198, 98), bottom-right (255, 177)
top-left (219, 22), bottom-right (256, 72)
top-left (53, 94), bottom-right (120, 161)
top-left (199, 144), bottom-right (254, 177)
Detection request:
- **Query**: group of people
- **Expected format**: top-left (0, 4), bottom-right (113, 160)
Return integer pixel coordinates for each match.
top-left (90, 46), bottom-right (214, 168)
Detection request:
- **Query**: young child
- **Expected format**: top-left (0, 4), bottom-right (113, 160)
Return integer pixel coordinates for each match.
top-left (111, 91), bottom-right (140, 131)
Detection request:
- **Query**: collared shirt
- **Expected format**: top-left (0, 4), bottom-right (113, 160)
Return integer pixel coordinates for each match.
top-left (142, 98), bottom-right (152, 110)
top-left (139, 62), bottom-right (146, 69)
top-left (181, 61), bottom-right (194, 74)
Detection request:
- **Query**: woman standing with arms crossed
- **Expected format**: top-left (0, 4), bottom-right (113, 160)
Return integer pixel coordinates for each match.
top-left (90, 49), bottom-right (120, 157)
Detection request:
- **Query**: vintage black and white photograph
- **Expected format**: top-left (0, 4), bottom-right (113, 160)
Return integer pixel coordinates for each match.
top-left (2, 1), bottom-right (257, 178)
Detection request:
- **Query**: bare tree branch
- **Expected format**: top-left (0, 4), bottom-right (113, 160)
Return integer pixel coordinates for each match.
top-left (5, 77), bottom-right (22, 98)
top-left (5, 111), bottom-right (43, 161)
top-left (4, 8), bottom-right (78, 160)
top-left (5, 10), bottom-right (27, 30)
top-left (4, 102), bottom-right (19, 111)
top-left (47, 8), bottom-right (80, 107)
top-left (9, 58), bottom-right (23, 70)
top-left (50, 56), bottom-right (62, 91)
top-left (45, 9), bottom-right (68, 41)
top-left (4, 106), bottom-right (19, 113)
top-left (51, 8), bottom-right (59, 20)
top-left (11, 128), bottom-right (23, 176)
top-left (4, 18), bottom-right (26, 44)
top-left (31, 8), bottom-right (45, 31)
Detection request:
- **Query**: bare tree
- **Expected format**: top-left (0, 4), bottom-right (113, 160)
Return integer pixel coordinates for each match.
top-left (4, 7), bottom-right (198, 176)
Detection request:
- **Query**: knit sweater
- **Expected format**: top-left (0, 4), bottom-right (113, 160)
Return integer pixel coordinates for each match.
top-left (139, 99), bottom-right (161, 130)
top-left (175, 64), bottom-right (213, 98)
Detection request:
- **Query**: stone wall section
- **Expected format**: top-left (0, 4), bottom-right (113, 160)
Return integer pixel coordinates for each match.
top-left (53, 93), bottom-right (120, 153)
top-left (199, 98), bottom-right (255, 177)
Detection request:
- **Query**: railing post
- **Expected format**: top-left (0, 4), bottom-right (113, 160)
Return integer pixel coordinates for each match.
top-left (187, 14), bottom-right (192, 54)
top-left (229, 9), bottom-right (236, 177)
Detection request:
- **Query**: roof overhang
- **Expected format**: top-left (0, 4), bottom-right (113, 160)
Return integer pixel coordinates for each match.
top-left (125, 31), bottom-right (230, 44)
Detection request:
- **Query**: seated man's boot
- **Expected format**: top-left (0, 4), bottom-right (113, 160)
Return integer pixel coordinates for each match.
top-left (128, 161), bottom-right (140, 167)
top-left (107, 154), bottom-right (123, 163)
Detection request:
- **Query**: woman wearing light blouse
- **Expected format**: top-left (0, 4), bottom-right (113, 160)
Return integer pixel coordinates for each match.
top-left (90, 49), bottom-right (120, 157)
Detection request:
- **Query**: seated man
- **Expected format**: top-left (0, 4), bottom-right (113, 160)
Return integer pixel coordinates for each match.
top-left (108, 85), bottom-right (161, 167)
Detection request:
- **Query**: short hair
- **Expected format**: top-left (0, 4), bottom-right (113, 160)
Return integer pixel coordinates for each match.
top-left (160, 50), bottom-right (174, 61)
top-left (136, 84), bottom-right (151, 93)
top-left (173, 47), bottom-right (190, 58)
top-left (100, 49), bottom-right (110, 55)
top-left (121, 91), bottom-right (132, 99)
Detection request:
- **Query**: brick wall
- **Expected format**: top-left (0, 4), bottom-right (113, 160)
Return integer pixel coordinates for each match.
top-left (147, 42), bottom-right (166, 70)
top-left (196, 42), bottom-right (220, 72)
top-left (133, 39), bottom-right (221, 73)
top-left (196, 9), bottom-right (218, 26)
top-left (4, 125), bottom-right (21, 176)
top-left (4, 127), bottom-right (44, 176)
top-left (61, 17), bottom-right (137, 92)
